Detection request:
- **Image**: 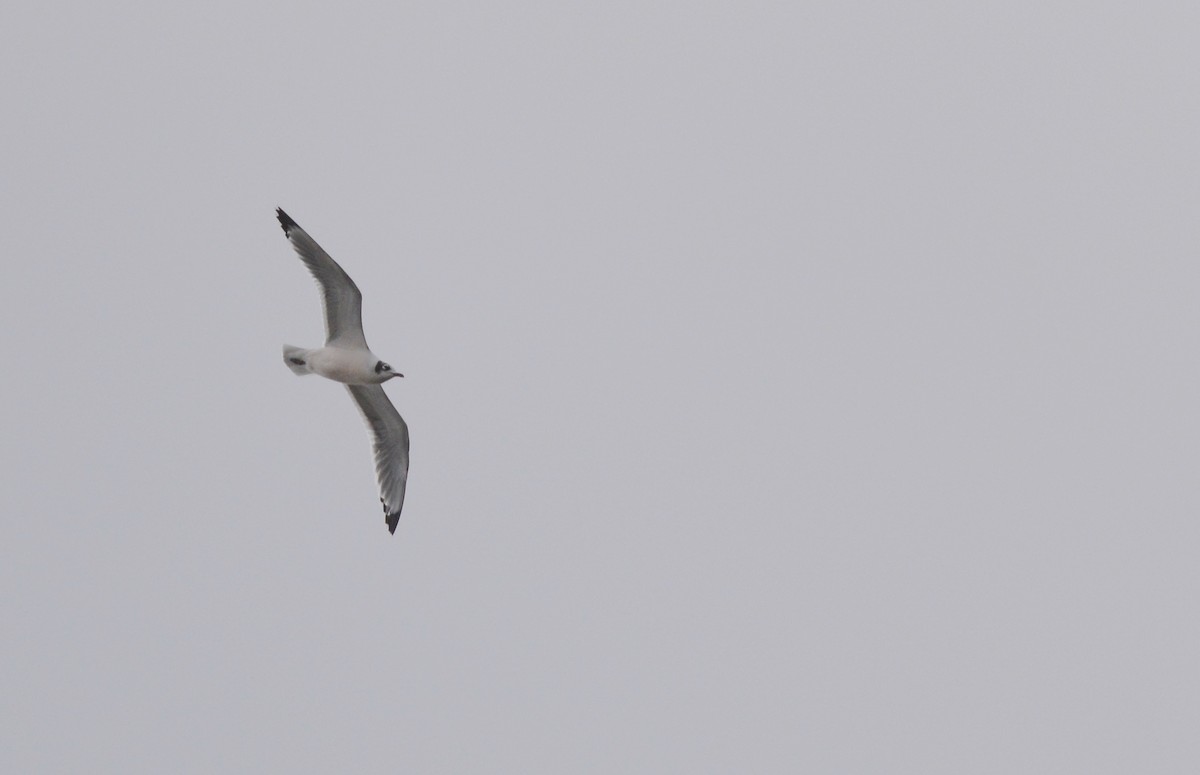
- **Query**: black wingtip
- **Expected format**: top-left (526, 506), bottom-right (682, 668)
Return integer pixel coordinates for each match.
top-left (383, 498), bottom-right (400, 534)
top-left (276, 207), bottom-right (298, 235)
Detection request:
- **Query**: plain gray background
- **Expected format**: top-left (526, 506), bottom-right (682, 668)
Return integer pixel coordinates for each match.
top-left (3, 1), bottom-right (1198, 772)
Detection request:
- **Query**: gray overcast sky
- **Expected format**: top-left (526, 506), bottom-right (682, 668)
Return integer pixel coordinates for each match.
top-left (3, 1), bottom-right (1199, 772)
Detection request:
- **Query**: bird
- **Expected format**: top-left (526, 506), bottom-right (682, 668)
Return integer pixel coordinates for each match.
top-left (275, 208), bottom-right (410, 534)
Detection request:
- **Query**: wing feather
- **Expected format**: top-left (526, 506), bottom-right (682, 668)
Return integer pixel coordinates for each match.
top-left (276, 208), bottom-right (368, 348)
top-left (346, 384), bottom-right (410, 534)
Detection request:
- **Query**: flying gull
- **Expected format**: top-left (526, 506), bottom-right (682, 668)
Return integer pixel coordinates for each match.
top-left (276, 208), bottom-right (409, 534)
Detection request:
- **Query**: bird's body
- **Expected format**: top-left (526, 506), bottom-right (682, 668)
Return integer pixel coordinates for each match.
top-left (284, 344), bottom-right (394, 385)
top-left (275, 208), bottom-right (410, 534)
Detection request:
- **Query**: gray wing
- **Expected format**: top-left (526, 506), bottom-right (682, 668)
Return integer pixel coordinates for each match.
top-left (276, 208), bottom-right (368, 348)
top-left (346, 384), bottom-right (410, 534)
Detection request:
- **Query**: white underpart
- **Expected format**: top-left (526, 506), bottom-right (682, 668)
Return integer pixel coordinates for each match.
top-left (306, 346), bottom-right (388, 385)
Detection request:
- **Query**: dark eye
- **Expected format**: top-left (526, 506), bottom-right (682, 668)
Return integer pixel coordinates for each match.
top-left (383, 364), bottom-right (391, 371)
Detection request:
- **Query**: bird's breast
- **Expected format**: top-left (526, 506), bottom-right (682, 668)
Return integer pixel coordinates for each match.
top-left (307, 347), bottom-right (383, 385)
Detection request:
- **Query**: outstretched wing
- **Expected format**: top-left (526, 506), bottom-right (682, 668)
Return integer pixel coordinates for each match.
top-left (276, 208), bottom-right (368, 348)
top-left (346, 384), bottom-right (410, 534)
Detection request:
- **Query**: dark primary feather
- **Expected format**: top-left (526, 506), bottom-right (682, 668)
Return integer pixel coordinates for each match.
top-left (276, 208), bottom-right (368, 348)
top-left (276, 208), bottom-right (299, 234)
top-left (346, 384), bottom-right (410, 534)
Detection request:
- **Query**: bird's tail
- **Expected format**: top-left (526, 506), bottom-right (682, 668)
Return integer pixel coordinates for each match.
top-left (283, 345), bottom-right (313, 376)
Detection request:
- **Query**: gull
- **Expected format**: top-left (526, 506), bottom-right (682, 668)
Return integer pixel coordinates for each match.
top-left (276, 208), bottom-right (409, 534)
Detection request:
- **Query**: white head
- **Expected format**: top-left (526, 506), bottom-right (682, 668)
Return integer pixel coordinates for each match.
top-left (374, 360), bottom-right (404, 382)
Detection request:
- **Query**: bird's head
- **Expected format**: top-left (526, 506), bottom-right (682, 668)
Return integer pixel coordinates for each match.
top-left (374, 360), bottom-right (404, 382)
